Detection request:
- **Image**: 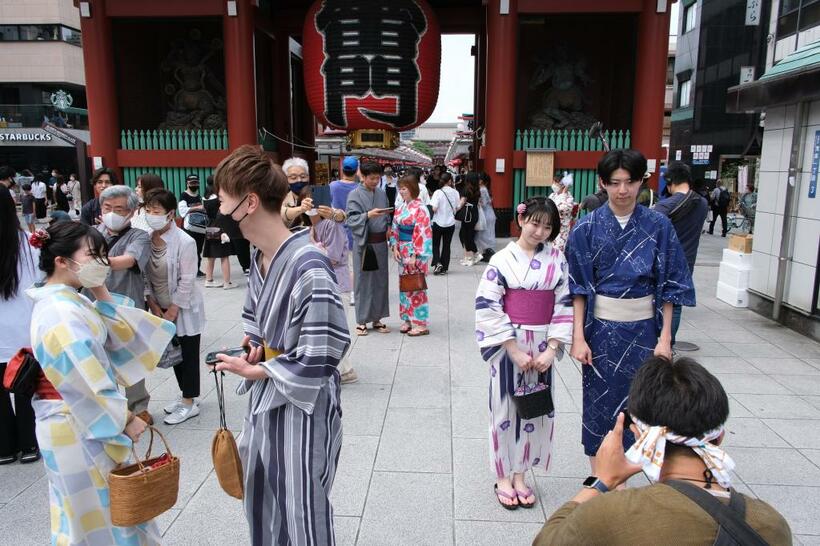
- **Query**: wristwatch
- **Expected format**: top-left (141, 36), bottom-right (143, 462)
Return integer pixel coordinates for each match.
top-left (583, 476), bottom-right (610, 494)
top-left (548, 341), bottom-right (560, 351)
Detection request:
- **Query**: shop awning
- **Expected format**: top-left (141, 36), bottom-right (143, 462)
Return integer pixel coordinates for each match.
top-left (727, 41), bottom-right (820, 112)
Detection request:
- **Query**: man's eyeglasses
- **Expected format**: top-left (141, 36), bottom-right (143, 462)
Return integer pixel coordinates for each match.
top-left (603, 178), bottom-right (642, 187)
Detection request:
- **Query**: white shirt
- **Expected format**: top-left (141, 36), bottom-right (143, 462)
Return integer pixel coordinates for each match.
top-left (395, 183), bottom-right (430, 208)
top-left (0, 234), bottom-right (41, 361)
top-left (381, 175), bottom-right (397, 189)
top-left (429, 186), bottom-right (460, 227)
top-left (615, 213), bottom-right (632, 229)
top-left (30, 181), bottom-right (46, 199)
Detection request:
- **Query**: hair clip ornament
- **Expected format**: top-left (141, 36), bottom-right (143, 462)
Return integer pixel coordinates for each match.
top-left (29, 229), bottom-right (50, 249)
top-left (516, 203), bottom-right (527, 214)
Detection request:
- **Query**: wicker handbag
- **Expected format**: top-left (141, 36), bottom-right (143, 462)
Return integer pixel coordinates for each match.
top-left (109, 426), bottom-right (180, 527)
top-left (211, 370), bottom-right (244, 499)
top-left (399, 271), bottom-right (427, 292)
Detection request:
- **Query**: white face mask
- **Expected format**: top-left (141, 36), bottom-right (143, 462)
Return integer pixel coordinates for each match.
top-left (145, 213), bottom-right (171, 231)
top-left (102, 211), bottom-right (130, 232)
top-left (69, 258), bottom-right (110, 288)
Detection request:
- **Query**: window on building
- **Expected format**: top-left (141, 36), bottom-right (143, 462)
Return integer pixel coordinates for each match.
top-left (683, 2), bottom-right (697, 33)
top-left (0, 24), bottom-right (81, 46)
top-left (0, 26), bottom-right (19, 41)
top-left (60, 26), bottom-right (81, 46)
top-left (779, 0), bottom-right (820, 37)
top-left (679, 79), bottom-right (692, 108)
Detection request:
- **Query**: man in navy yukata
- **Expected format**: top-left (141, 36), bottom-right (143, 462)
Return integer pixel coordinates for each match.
top-left (566, 149), bottom-right (695, 477)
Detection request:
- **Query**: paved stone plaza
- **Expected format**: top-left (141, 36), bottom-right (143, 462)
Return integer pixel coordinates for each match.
top-left (2, 234), bottom-right (820, 545)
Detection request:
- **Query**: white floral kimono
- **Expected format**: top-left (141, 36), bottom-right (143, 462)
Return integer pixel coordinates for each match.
top-left (475, 242), bottom-right (573, 477)
top-left (27, 284), bottom-right (175, 546)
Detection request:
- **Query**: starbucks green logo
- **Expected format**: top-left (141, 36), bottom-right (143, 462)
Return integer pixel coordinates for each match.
top-left (50, 90), bottom-right (73, 110)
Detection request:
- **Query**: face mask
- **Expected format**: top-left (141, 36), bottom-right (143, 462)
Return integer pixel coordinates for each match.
top-left (102, 211), bottom-right (130, 232)
top-left (146, 213), bottom-right (171, 231)
top-left (69, 258), bottom-right (110, 288)
top-left (289, 182), bottom-right (308, 194)
top-left (188, 184), bottom-right (199, 192)
top-left (216, 194), bottom-right (249, 240)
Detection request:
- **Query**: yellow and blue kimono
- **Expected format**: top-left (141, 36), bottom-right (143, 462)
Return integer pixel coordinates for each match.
top-left (27, 284), bottom-right (175, 546)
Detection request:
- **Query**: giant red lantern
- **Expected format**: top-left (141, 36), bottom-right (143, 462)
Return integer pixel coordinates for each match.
top-left (303, 0), bottom-right (441, 149)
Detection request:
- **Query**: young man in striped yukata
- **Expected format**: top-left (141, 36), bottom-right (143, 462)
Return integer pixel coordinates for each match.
top-left (212, 145), bottom-right (351, 546)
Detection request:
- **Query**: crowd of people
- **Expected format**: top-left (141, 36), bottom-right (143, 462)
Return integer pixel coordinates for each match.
top-left (0, 147), bottom-right (790, 546)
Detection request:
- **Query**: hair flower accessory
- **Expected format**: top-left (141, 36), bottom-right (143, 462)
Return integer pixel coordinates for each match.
top-left (29, 229), bottom-right (50, 249)
top-left (516, 203), bottom-right (527, 214)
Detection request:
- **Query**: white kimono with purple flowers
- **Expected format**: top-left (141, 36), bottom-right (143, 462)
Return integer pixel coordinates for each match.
top-left (475, 242), bottom-right (573, 477)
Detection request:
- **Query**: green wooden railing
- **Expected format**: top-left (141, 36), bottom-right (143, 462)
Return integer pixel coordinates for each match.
top-left (123, 167), bottom-right (214, 198)
top-left (120, 129), bottom-right (228, 150)
top-left (512, 128), bottom-right (630, 208)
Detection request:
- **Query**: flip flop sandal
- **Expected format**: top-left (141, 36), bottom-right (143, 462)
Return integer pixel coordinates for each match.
top-left (515, 487), bottom-right (536, 508)
top-left (372, 322), bottom-right (391, 334)
top-left (356, 325), bottom-right (369, 336)
top-left (400, 324), bottom-right (412, 334)
top-left (494, 484), bottom-right (519, 510)
top-left (407, 329), bottom-right (430, 337)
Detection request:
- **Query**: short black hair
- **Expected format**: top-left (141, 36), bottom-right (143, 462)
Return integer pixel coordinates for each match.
top-left (597, 149), bottom-right (647, 182)
top-left (359, 161), bottom-right (383, 177)
top-left (665, 161), bottom-right (692, 185)
top-left (143, 188), bottom-right (177, 213)
top-left (22, 183), bottom-right (31, 192)
top-left (517, 196), bottom-right (561, 243)
top-left (92, 167), bottom-right (119, 186)
top-left (0, 166), bottom-right (14, 181)
top-left (39, 221), bottom-right (109, 277)
top-left (628, 356), bottom-right (729, 438)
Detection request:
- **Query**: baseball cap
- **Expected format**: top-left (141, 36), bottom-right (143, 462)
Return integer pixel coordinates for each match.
top-left (186, 173), bottom-right (200, 183)
top-left (342, 156), bottom-right (359, 172)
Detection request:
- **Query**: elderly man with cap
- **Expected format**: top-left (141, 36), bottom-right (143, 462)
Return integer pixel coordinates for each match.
top-left (178, 173), bottom-right (207, 277)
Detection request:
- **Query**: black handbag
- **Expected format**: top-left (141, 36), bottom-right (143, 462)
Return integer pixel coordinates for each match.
top-left (455, 202), bottom-right (474, 223)
top-left (2, 348), bottom-right (41, 397)
top-left (361, 244), bottom-right (379, 271)
top-left (512, 374), bottom-right (554, 419)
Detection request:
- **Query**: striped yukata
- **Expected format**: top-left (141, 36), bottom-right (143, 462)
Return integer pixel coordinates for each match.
top-left (474, 242), bottom-right (573, 478)
top-left (27, 285), bottom-right (176, 546)
top-left (237, 228), bottom-right (350, 546)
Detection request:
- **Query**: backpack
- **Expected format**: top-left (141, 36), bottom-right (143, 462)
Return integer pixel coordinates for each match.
top-left (717, 188), bottom-right (730, 208)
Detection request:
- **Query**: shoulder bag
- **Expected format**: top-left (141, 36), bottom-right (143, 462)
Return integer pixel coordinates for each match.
top-left (211, 369), bottom-right (244, 499)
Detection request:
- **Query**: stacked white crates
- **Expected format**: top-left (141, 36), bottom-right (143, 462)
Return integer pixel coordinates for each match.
top-left (716, 249), bottom-right (753, 307)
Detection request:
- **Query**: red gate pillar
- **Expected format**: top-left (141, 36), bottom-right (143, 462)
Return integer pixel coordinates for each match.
top-left (79, 0), bottom-right (120, 176)
top-left (223, 0), bottom-right (258, 150)
top-left (484, 0), bottom-right (518, 234)
top-left (631, 0), bottom-right (671, 189)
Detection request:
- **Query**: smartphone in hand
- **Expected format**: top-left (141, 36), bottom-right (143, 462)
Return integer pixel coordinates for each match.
top-left (205, 346), bottom-right (249, 366)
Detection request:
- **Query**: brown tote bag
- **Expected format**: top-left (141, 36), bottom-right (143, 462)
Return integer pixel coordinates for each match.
top-left (211, 369), bottom-right (244, 499)
top-left (399, 269), bottom-right (427, 292)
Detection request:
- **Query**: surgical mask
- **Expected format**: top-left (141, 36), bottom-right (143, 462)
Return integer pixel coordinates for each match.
top-left (216, 194), bottom-right (249, 240)
top-left (102, 211), bottom-right (130, 232)
top-left (289, 182), bottom-right (308, 194)
top-left (188, 184), bottom-right (199, 191)
top-left (146, 213), bottom-right (172, 231)
top-left (68, 258), bottom-right (110, 288)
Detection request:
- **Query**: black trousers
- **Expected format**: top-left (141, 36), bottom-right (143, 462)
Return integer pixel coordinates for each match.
top-left (233, 238), bottom-right (251, 271)
top-left (173, 334), bottom-right (201, 399)
top-left (0, 362), bottom-right (38, 456)
top-left (34, 198), bottom-right (47, 219)
top-left (459, 218), bottom-right (478, 253)
top-left (186, 230), bottom-right (206, 272)
top-left (432, 223), bottom-right (455, 271)
top-left (709, 206), bottom-right (728, 235)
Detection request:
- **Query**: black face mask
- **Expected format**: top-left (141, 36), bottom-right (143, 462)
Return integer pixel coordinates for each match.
top-left (188, 184), bottom-right (199, 192)
top-left (217, 194), bottom-right (248, 240)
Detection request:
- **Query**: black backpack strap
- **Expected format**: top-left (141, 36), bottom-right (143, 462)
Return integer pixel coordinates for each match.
top-left (666, 481), bottom-right (770, 546)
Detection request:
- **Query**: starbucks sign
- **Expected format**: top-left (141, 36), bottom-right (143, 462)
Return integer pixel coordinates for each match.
top-left (50, 89), bottom-right (73, 110)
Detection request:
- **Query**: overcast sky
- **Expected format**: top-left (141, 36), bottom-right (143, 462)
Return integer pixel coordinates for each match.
top-left (428, 34), bottom-right (475, 123)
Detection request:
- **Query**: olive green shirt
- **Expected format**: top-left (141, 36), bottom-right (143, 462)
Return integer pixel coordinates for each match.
top-left (534, 483), bottom-right (791, 546)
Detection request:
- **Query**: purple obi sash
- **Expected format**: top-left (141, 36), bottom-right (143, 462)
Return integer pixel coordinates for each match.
top-left (503, 289), bottom-right (555, 325)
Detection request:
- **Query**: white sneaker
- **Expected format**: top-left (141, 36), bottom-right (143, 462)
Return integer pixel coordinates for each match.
top-left (163, 402), bottom-right (200, 425)
top-left (204, 280), bottom-right (221, 288)
top-left (163, 398), bottom-right (182, 414)
top-left (223, 282), bottom-right (237, 290)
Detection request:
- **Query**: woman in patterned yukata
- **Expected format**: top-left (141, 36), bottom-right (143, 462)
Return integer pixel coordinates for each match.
top-left (475, 197), bottom-right (574, 510)
top-left (567, 149), bottom-right (695, 472)
top-left (548, 171), bottom-right (576, 253)
top-left (390, 174), bottom-right (433, 336)
top-left (211, 145), bottom-right (350, 546)
top-left (26, 221), bottom-right (176, 546)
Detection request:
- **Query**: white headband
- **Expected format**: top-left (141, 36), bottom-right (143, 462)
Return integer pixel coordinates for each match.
top-left (625, 417), bottom-right (735, 489)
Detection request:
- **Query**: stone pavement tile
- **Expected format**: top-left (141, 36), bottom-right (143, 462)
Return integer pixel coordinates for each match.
top-left (763, 420), bottom-right (820, 450)
top-left (454, 520), bottom-right (544, 546)
top-left (748, 485), bottom-right (820, 536)
top-left (375, 407), bottom-right (451, 473)
top-left (397, 337), bottom-right (451, 368)
top-left (452, 386), bottom-right (488, 439)
top-left (747, 357), bottom-right (820, 375)
top-left (389, 367), bottom-right (450, 408)
top-left (690, 342), bottom-right (739, 358)
top-left (552, 382), bottom-right (578, 413)
top-left (784, 343), bottom-right (820, 359)
top-left (0, 475), bottom-right (50, 545)
top-left (451, 358), bottom-right (486, 388)
top-left (155, 509), bottom-right (180, 535)
top-left (728, 395), bottom-right (754, 418)
top-left (346, 349), bottom-right (398, 385)
top-left (797, 535), bottom-right (820, 545)
top-left (705, 329), bottom-right (765, 343)
top-left (339, 383), bottom-right (391, 437)
top-left (555, 358), bottom-right (582, 390)
top-left (800, 449), bottom-right (820, 468)
top-left (533, 476), bottom-right (587, 519)
top-left (163, 474), bottom-right (248, 545)
top-left (452, 438), bottom-right (546, 523)
top-left (697, 356), bottom-right (763, 374)
top-left (722, 418), bottom-right (790, 448)
top-left (714, 373), bottom-right (793, 395)
top-left (334, 516), bottom-right (360, 546)
top-left (804, 359), bottom-right (820, 370)
top-left (0, 457), bottom-right (45, 503)
top-left (534, 413), bottom-right (590, 480)
top-left (724, 342), bottom-right (794, 358)
top-left (731, 447), bottom-right (820, 486)
top-left (352, 329), bottom-right (404, 353)
top-left (358, 471), bottom-right (453, 546)
top-left (332, 435), bottom-right (379, 517)
top-left (161, 427), bottom-right (219, 506)
top-left (804, 396), bottom-right (820, 412)
top-left (733, 394), bottom-right (820, 419)
top-left (774, 375), bottom-right (820, 396)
